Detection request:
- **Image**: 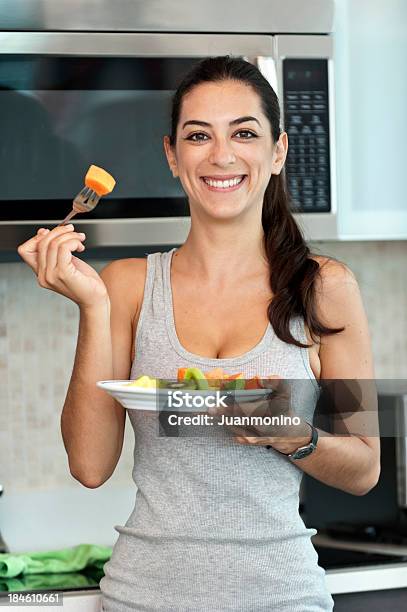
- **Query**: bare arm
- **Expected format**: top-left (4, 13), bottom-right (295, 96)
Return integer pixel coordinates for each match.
top-left (61, 259), bottom-right (141, 488)
top-left (275, 261), bottom-right (380, 496)
top-left (234, 261), bottom-right (380, 496)
top-left (17, 226), bottom-right (144, 488)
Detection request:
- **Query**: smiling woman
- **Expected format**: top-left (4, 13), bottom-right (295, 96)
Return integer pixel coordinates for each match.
top-left (17, 55), bottom-right (379, 612)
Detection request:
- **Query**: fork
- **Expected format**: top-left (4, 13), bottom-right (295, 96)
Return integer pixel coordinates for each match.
top-left (58, 187), bottom-right (101, 226)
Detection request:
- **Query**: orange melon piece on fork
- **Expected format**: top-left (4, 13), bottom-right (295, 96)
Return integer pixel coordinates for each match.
top-left (85, 165), bottom-right (116, 196)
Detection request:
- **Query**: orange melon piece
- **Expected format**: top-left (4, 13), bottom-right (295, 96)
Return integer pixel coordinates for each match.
top-left (205, 367), bottom-right (225, 389)
top-left (85, 165), bottom-right (116, 196)
top-left (177, 367), bottom-right (188, 381)
top-left (244, 376), bottom-right (263, 390)
top-left (223, 373), bottom-right (243, 380)
top-left (205, 367), bottom-right (225, 380)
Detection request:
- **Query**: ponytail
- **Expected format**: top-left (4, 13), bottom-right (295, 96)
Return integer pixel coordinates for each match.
top-left (262, 172), bottom-right (344, 347)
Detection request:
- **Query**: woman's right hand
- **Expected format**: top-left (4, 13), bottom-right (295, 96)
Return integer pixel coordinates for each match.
top-left (17, 224), bottom-right (109, 309)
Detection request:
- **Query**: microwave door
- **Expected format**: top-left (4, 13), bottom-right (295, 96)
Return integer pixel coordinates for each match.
top-left (275, 35), bottom-right (338, 240)
top-left (0, 32), bottom-right (278, 250)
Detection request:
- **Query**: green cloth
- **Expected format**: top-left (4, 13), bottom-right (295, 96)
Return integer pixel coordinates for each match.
top-left (0, 544), bottom-right (111, 579)
top-left (0, 571), bottom-right (100, 593)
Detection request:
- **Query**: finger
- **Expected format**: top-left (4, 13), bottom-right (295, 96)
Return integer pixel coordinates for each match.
top-left (37, 224), bottom-right (75, 280)
top-left (46, 231), bottom-right (86, 272)
top-left (38, 238), bottom-right (85, 290)
top-left (236, 435), bottom-right (270, 445)
top-left (37, 228), bottom-right (50, 239)
top-left (56, 238), bottom-right (86, 277)
top-left (44, 238), bottom-right (85, 290)
top-left (234, 436), bottom-right (248, 444)
top-left (17, 229), bottom-right (50, 271)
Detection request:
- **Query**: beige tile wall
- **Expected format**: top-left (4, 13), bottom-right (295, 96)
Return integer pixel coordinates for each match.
top-left (0, 261), bottom-right (134, 493)
top-left (0, 241), bottom-right (406, 491)
top-left (310, 241), bottom-right (407, 379)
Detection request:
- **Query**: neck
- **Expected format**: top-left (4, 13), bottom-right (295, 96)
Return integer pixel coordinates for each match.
top-left (175, 210), bottom-right (269, 282)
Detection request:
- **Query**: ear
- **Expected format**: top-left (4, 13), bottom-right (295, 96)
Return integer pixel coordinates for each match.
top-left (163, 135), bottom-right (179, 178)
top-left (271, 132), bottom-right (288, 175)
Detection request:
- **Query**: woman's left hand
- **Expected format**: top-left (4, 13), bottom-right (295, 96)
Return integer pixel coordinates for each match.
top-left (208, 377), bottom-right (313, 454)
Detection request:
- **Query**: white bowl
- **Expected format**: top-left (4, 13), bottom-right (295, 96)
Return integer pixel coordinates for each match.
top-left (96, 380), bottom-right (272, 412)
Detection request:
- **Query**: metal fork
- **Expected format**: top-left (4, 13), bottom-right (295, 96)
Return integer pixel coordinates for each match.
top-left (58, 187), bottom-right (101, 226)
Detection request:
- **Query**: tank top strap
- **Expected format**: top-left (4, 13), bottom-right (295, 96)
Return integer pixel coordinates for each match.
top-left (290, 316), bottom-right (320, 391)
top-left (134, 251), bottom-right (163, 347)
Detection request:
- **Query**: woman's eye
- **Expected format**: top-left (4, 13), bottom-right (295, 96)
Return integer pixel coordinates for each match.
top-left (234, 130), bottom-right (257, 139)
top-left (187, 133), bottom-right (209, 142)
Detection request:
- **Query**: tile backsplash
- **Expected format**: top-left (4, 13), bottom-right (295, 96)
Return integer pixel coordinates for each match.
top-left (0, 241), bottom-right (406, 492)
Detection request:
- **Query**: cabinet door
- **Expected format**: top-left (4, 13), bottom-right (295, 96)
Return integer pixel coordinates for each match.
top-left (335, 0), bottom-right (407, 239)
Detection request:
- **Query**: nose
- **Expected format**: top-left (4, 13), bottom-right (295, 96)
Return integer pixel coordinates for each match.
top-left (207, 138), bottom-right (236, 166)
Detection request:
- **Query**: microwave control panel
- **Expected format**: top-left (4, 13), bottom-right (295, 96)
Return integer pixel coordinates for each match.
top-left (283, 59), bottom-right (331, 213)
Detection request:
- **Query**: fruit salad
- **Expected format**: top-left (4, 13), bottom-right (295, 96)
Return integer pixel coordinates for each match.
top-left (125, 367), bottom-right (269, 391)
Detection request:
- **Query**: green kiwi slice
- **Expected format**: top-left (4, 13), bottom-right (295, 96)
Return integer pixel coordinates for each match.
top-left (158, 379), bottom-right (197, 390)
top-left (183, 367), bottom-right (210, 390)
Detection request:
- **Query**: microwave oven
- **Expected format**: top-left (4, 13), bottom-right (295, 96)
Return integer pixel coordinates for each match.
top-left (0, 0), bottom-right (337, 250)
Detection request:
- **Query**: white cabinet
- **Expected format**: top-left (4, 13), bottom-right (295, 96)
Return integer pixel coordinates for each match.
top-left (335, 0), bottom-right (407, 239)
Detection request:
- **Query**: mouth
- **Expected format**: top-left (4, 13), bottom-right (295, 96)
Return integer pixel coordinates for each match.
top-left (200, 174), bottom-right (247, 192)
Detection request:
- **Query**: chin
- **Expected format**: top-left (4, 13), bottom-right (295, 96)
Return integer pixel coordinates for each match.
top-left (202, 203), bottom-right (246, 220)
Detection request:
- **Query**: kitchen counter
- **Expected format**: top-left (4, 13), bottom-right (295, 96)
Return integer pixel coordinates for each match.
top-left (326, 561), bottom-right (407, 594)
top-left (313, 532), bottom-right (407, 593)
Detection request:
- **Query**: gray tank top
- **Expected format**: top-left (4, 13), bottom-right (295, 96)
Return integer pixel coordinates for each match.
top-left (100, 248), bottom-right (334, 611)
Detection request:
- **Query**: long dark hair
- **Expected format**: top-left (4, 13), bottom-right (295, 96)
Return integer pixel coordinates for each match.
top-left (169, 56), bottom-right (344, 347)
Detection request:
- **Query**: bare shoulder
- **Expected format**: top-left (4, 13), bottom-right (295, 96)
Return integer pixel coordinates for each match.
top-left (309, 257), bottom-right (375, 382)
top-left (310, 255), bottom-right (364, 329)
top-left (99, 258), bottom-right (147, 311)
top-left (99, 257), bottom-right (147, 283)
top-left (311, 255), bottom-right (357, 287)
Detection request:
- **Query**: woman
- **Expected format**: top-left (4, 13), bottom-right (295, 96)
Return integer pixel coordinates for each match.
top-left (18, 56), bottom-right (380, 611)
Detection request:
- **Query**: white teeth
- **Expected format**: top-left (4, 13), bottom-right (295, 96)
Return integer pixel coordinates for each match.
top-left (203, 176), bottom-right (244, 188)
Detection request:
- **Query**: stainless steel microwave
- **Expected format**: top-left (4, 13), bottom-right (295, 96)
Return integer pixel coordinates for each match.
top-left (0, 0), bottom-right (337, 250)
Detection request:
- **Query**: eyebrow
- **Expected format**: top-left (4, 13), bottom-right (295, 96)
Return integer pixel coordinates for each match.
top-left (181, 115), bottom-right (261, 129)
